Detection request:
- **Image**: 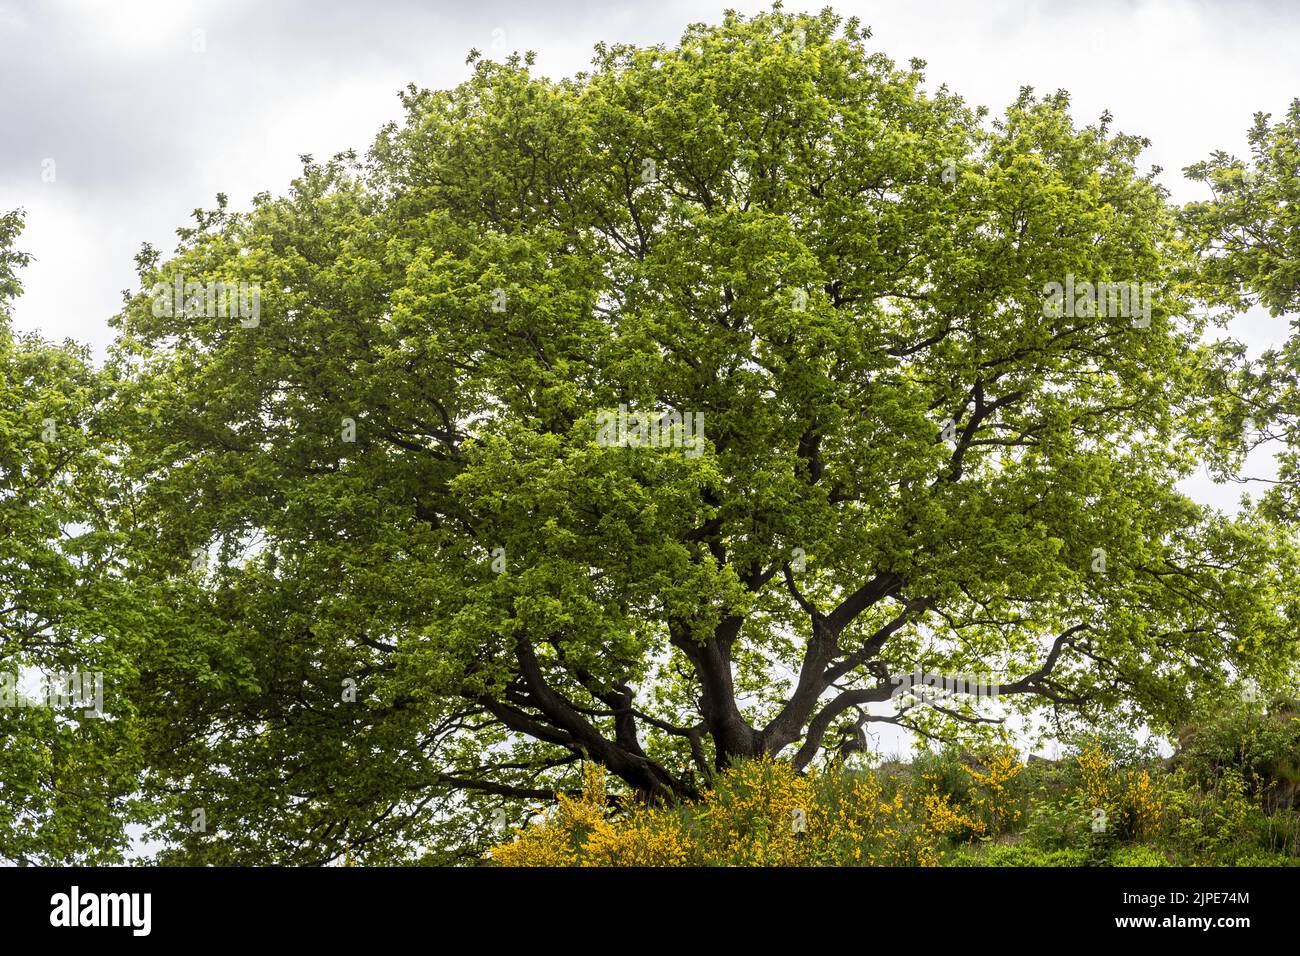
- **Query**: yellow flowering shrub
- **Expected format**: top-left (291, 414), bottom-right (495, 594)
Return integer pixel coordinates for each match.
top-left (694, 756), bottom-right (814, 866)
top-left (1075, 741), bottom-right (1165, 840)
top-left (808, 769), bottom-right (943, 865)
top-left (489, 756), bottom-right (952, 867)
top-left (1121, 768), bottom-right (1165, 839)
top-left (1077, 741), bottom-right (1114, 811)
top-left (581, 807), bottom-right (695, 866)
top-left (484, 736), bottom-right (1291, 866)
top-left (487, 763), bottom-right (612, 867)
top-left (924, 790), bottom-right (987, 842)
top-left (961, 745), bottom-right (1025, 835)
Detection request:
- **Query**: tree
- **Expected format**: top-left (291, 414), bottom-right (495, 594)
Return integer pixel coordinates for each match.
top-left (109, 8), bottom-right (1297, 863)
top-left (1182, 99), bottom-right (1300, 318)
top-left (1182, 102), bottom-right (1300, 520)
top-left (0, 210), bottom-right (140, 863)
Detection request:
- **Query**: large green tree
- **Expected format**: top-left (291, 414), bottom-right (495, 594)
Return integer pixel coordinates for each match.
top-left (107, 9), bottom-right (1297, 863)
top-left (0, 211), bottom-right (140, 863)
top-left (1182, 101), bottom-right (1300, 520)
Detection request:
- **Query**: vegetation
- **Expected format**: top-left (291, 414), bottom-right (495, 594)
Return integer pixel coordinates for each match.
top-left (0, 210), bottom-right (142, 864)
top-left (1, 6), bottom-right (1298, 865)
top-left (489, 699), bottom-right (1300, 866)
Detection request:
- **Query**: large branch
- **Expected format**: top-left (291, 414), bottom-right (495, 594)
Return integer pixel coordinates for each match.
top-left (790, 621), bottom-right (1091, 769)
top-left (668, 615), bottom-right (762, 763)
top-left (510, 634), bottom-right (685, 798)
top-left (792, 683), bottom-right (897, 769)
top-left (998, 623), bottom-right (1090, 696)
top-left (761, 573), bottom-right (911, 753)
top-left (823, 571), bottom-right (905, 636)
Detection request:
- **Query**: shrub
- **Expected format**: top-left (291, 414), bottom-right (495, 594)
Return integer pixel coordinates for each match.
top-left (1177, 699), bottom-right (1300, 811)
top-left (488, 742), bottom-right (1298, 866)
top-left (910, 747), bottom-right (974, 803)
top-left (1075, 741), bottom-right (1165, 842)
top-left (947, 845), bottom-right (1089, 867)
top-left (1109, 845), bottom-right (1171, 867)
top-left (490, 756), bottom-right (951, 866)
top-left (1160, 766), bottom-right (1268, 864)
top-left (961, 745), bottom-right (1027, 836)
top-left (691, 756), bottom-right (812, 866)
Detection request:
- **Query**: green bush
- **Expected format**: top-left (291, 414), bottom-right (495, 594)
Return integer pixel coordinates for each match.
top-left (1022, 783), bottom-right (1089, 850)
top-left (908, 747), bottom-right (974, 803)
top-left (1229, 851), bottom-right (1300, 866)
top-left (1177, 699), bottom-right (1300, 811)
top-left (1109, 845), bottom-right (1171, 866)
top-left (948, 844), bottom-right (1090, 867)
top-left (1160, 768), bottom-right (1269, 863)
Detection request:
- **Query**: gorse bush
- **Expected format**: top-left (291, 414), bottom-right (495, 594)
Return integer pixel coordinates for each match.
top-left (491, 757), bottom-right (951, 866)
top-left (1075, 741), bottom-right (1165, 842)
top-left (959, 745), bottom-right (1027, 836)
top-left (489, 720), bottom-right (1300, 866)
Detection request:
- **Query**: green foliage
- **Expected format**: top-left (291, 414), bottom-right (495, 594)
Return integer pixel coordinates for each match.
top-left (1176, 698), bottom-right (1300, 810)
top-left (947, 845), bottom-right (1089, 867)
top-left (83, 4), bottom-right (1298, 864)
top-left (1182, 99), bottom-right (1300, 317)
top-left (0, 210), bottom-right (142, 863)
top-left (1183, 103), bottom-right (1300, 522)
top-left (1108, 845), bottom-right (1171, 866)
top-left (1161, 768), bottom-right (1263, 863)
top-left (1058, 711), bottom-right (1165, 767)
top-left (909, 747), bottom-right (975, 802)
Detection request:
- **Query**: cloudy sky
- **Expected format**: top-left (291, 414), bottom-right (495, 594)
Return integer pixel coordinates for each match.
top-left (2, 0), bottom-right (1295, 510)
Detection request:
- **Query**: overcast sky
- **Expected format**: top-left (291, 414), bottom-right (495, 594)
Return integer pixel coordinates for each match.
top-left (2, 0), bottom-right (1294, 514)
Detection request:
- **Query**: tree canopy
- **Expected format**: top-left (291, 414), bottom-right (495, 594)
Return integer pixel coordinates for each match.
top-left (0, 210), bottom-right (140, 863)
top-left (1182, 100), bottom-right (1300, 521)
top-left (3, 7), bottom-right (1299, 865)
